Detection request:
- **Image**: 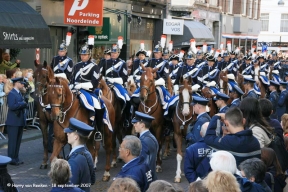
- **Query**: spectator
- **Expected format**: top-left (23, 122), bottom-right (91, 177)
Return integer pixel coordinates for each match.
top-left (48, 158), bottom-right (84, 192)
top-left (239, 158), bottom-right (272, 192)
top-left (268, 81), bottom-right (279, 120)
top-left (4, 69), bottom-right (16, 94)
top-left (210, 150), bottom-right (266, 192)
top-left (261, 148), bottom-right (286, 191)
top-left (204, 107), bottom-right (261, 166)
top-left (0, 52), bottom-right (20, 74)
top-left (0, 155), bottom-right (18, 192)
top-left (108, 178), bottom-right (140, 192)
top-left (184, 122), bottom-right (212, 183)
top-left (239, 97), bottom-right (273, 148)
top-left (188, 180), bottom-right (208, 192)
top-left (281, 114), bottom-right (288, 138)
top-left (0, 74), bottom-right (5, 107)
top-left (115, 135), bottom-right (155, 192)
top-left (146, 180), bottom-right (176, 192)
top-left (204, 170), bottom-right (241, 192)
top-left (277, 82), bottom-right (288, 121)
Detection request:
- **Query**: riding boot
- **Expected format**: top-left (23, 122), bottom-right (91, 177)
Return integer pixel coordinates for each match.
top-left (94, 108), bottom-right (105, 141)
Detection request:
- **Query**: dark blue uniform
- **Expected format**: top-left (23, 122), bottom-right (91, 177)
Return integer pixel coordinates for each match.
top-left (186, 113), bottom-right (211, 146)
top-left (230, 98), bottom-right (240, 107)
top-left (241, 63), bottom-right (255, 78)
top-left (204, 116), bottom-right (261, 166)
top-left (101, 58), bottom-right (128, 84)
top-left (6, 88), bottom-right (27, 164)
top-left (51, 56), bottom-right (73, 80)
top-left (244, 89), bottom-right (259, 99)
top-left (140, 130), bottom-right (158, 179)
top-left (184, 139), bottom-right (212, 183)
top-left (198, 65), bottom-right (220, 85)
top-left (218, 60), bottom-right (230, 71)
top-left (115, 157), bottom-right (155, 192)
top-left (269, 91), bottom-right (279, 119)
top-left (130, 59), bottom-right (148, 77)
top-left (277, 90), bottom-right (288, 121)
top-left (259, 62), bottom-right (269, 75)
top-left (67, 147), bottom-right (95, 192)
top-left (175, 64), bottom-right (199, 85)
top-left (169, 63), bottom-right (181, 84)
top-left (219, 105), bottom-right (229, 113)
top-left (195, 59), bottom-right (204, 66)
top-left (147, 58), bottom-right (169, 80)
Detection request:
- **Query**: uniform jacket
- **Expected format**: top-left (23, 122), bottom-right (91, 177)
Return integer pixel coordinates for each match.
top-left (269, 91), bottom-right (279, 119)
top-left (195, 59), bottom-right (204, 66)
top-left (204, 116), bottom-right (261, 166)
top-left (50, 186), bottom-right (84, 192)
top-left (140, 131), bottom-right (158, 179)
top-left (0, 83), bottom-right (5, 105)
top-left (184, 139), bottom-right (212, 183)
top-left (198, 65), bottom-right (220, 85)
top-left (169, 63), bottom-right (180, 82)
top-left (249, 125), bottom-right (271, 148)
top-left (130, 59), bottom-right (148, 76)
top-left (230, 98), bottom-right (240, 108)
top-left (51, 56), bottom-right (74, 80)
top-left (116, 157), bottom-right (155, 192)
top-left (67, 147), bottom-right (95, 192)
top-left (259, 62), bottom-right (269, 75)
top-left (174, 65), bottom-right (198, 85)
top-left (70, 60), bottom-right (99, 89)
top-left (146, 58), bottom-right (169, 80)
top-left (219, 105), bottom-right (229, 113)
top-left (244, 89), bottom-right (259, 99)
top-left (5, 88), bottom-right (27, 126)
top-left (100, 58), bottom-right (127, 84)
top-left (277, 90), bottom-right (288, 120)
top-left (187, 113), bottom-right (211, 145)
top-left (241, 63), bottom-right (255, 78)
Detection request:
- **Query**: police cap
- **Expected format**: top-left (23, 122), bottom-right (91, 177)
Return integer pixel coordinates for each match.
top-left (231, 85), bottom-right (244, 96)
top-left (192, 96), bottom-right (209, 106)
top-left (213, 92), bottom-right (230, 101)
top-left (243, 77), bottom-right (256, 84)
top-left (11, 77), bottom-right (25, 84)
top-left (206, 55), bottom-right (215, 62)
top-left (0, 155), bottom-right (11, 168)
top-left (131, 111), bottom-right (155, 124)
top-left (64, 118), bottom-right (94, 137)
top-left (269, 80), bottom-right (279, 87)
top-left (279, 81), bottom-right (288, 86)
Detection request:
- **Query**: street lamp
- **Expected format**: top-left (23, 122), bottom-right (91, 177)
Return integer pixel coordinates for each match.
top-left (278, 0), bottom-right (285, 6)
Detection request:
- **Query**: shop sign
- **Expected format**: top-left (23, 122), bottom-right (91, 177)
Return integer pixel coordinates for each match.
top-left (88, 18), bottom-right (110, 41)
top-left (257, 42), bottom-right (272, 47)
top-left (163, 19), bottom-right (184, 35)
top-left (64, 0), bottom-right (103, 26)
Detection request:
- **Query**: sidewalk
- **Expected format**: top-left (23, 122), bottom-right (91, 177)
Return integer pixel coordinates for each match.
top-left (0, 128), bottom-right (43, 149)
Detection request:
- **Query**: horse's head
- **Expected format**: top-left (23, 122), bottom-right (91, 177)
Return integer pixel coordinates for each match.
top-left (201, 86), bottom-right (213, 98)
top-left (47, 77), bottom-right (70, 121)
top-left (140, 65), bottom-right (158, 102)
top-left (179, 77), bottom-right (193, 116)
top-left (34, 61), bottom-right (51, 97)
top-left (219, 70), bottom-right (228, 82)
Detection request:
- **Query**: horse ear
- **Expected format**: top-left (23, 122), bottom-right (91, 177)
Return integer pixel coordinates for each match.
top-left (43, 60), bottom-right (48, 68)
top-left (141, 63), bottom-right (145, 71)
top-left (47, 66), bottom-right (54, 80)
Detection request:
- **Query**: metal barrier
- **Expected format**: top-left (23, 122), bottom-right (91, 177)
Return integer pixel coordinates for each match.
top-left (0, 95), bottom-right (40, 140)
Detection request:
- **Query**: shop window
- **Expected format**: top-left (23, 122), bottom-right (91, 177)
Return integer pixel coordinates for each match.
top-left (281, 14), bottom-right (288, 32)
top-left (234, 39), bottom-right (239, 50)
top-left (247, 39), bottom-right (252, 53)
top-left (261, 13), bottom-right (269, 31)
top-left (240, 39), bottom-right (246, 54)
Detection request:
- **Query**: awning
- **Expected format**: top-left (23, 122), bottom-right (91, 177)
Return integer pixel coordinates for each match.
top-left (0, 0), bottom-right (52, 49)
top-left (222, 33), bottom-right (258, 39)
top-left (172, 20), bottom-right (215, 47)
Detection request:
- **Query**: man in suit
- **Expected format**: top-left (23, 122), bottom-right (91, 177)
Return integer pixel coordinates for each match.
top-left (243, 77), bottom-right (259, 99)
top-left (64, 118), bottom-right (96, 192)
top-left (277, 81), bottom-right (288, 121)
top-left (268, 80), bottom-right (280, 120)
top-left (115, 135), bottom-right (155, 192)
top-left (132, 111), bottom-right (158, 179)
top-left (213, 92), bottom-right (230, 113)
top-left (186, 96), bottom-right (211, 146)
top-left (229, 85), bottom-right (244, 107)
top-left (5, 77), bottom-right (27, 166)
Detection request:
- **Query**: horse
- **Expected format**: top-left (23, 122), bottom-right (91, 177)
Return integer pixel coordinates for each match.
top-left (236, 72), bottom-right (245, 92)
top-left (138, 64), bottom-right (164, 173)
top-left (33, 61), bottom-right (54, 169)
top-left (126, 80), bottom-right (137, 97)
top-left (45, 67), bottom-right (115, 182)
top-left (219, 70), bottom-right (229, 95)
top-left (172, 77), bottom-right (194, 183)
top-left (201, 86), bottom-right (218, 117)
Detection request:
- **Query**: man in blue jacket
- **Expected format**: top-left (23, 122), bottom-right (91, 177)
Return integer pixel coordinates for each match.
top-left (6, 77), bottom-right (27, 166)
top-left (64, 118), bottom-right (96, 192)
top-left (132, 111), bottom-right (158, 179)
top-left (186, 96), bottom-right (211, 146)
top-left (277, 81), bottom-right (288, 121)
top-left (213, 92), bottom-right (230, 113)
top-left (229, 85), bottom-right (244, 107)
top-left (115, 135), bottom-right (155, 192)
top-left (268, 80), bottom-right (279, 120)
top-left (243, 77), bottom-right (259, 99)
top-left (184, 122), bottom-right (212, 183)
top-left (204, 107), bottom-right (261, 166)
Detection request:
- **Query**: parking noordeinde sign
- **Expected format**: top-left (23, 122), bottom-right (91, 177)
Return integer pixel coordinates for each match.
top-left (163, 19), bottom-right (184, 35)
top-left (64, 0), bottom-right (103, 26)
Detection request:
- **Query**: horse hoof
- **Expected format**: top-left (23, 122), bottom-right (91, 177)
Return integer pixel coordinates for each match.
top-left (40, 164), bottom-right (48, 169)
top-left (102, 175), bottom-right (110, 182)
top-left (156, 167), bottom-right (162, 173)
top-left (174, 178), bottom-right (181, 183)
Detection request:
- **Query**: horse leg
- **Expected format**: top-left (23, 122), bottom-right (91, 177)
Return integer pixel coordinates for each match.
top-left (162, 135), bottom-right (170, 160)
top-left (155, 125), bottom-right (163, 173)
top-left (102, 127), bottom-right (113, 182)
top-left (111, 133), bottom-right (117, 168)
top-left (39, 118), bottom-right (49, 169)
top-left (50, 138), bottom-right (66, 162)
top-left (174, 126), bottom-right (183, 183)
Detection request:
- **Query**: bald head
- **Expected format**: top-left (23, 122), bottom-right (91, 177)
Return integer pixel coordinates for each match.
top-left (200, 122), bottom-right (209, 137)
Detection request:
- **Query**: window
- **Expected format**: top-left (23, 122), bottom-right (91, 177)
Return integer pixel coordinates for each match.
top-left (281, 14), bottom-right (288, 32)
top-left (209, 0), bottom-right (217, 6)
top-left (228, 0), bottom-right (233, 13)
top-left (254, 0), bottom-right (258, 19)
top-left (248, 0), bottom-right (253, 17)
top-left (260, 13), bottom-right (269, 31)
top-left (242, 0), bottom-right (247, 15)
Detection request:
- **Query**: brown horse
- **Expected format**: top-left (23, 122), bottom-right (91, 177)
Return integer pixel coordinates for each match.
top-left (139, 65), bottom-right (164, 172)
top-left (172, 77), bottom-right (194, 183)
top-left (219, 71), bottom-right (229, 95)
top-left (201, 86), bottom-right (218, 117)
top-left (126, 80), bottom-right (137, 97)
top-left (33, 61), bottom-right (54, 169)
top-left (46, 68), bottom-right (115, 182)
top-left (236, 72), bottom-right (245, 92)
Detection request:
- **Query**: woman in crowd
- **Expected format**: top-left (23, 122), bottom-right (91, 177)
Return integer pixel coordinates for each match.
top-left (189, 181), bottom-right (208, 192)
top-left (107, 178), bottom-right (140, 192)
top-left (4, 69), bottom-right (17, 94)
top-left (281, 114), bottom-right (288, 138)
top-left (261, 147), bottom-right (286, 191)
top-left (239, 97), bottom-right (274, 148)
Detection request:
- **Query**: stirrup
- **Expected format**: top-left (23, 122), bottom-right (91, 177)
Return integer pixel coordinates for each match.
top-left (94, 131), bottom-right (102, 141)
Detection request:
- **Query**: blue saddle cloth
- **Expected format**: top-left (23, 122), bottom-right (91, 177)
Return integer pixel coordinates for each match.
top-left (131, 86), bottom-right (170, 104)
top-left (164, 95), bottom-right (179, 117)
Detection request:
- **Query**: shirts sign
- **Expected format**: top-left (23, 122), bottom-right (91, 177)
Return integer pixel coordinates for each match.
top-left (163, 19), bottom-right (184, 35)
top-left (64, 0), bottom-right (103, 26)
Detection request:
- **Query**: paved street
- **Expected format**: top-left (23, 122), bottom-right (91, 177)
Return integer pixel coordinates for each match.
top-left (0, 130), bottom-right (189, 192)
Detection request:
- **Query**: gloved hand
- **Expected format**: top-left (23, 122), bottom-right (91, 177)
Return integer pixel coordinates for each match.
top-left (106, 77), bottom-right (114, 84)
top-left (59, 62), bottom-right (64, 66)
top-left (74, 84), bottom-right (82, 90)
top-left (69, 84), bottom-right (74, 90)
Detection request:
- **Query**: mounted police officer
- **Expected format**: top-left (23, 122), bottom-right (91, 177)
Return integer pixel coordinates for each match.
top-left (269, 80), bottom-right (280, 120)
top-left (277, 81), bottom-right (288, 121)
top-left (186, 96), bottom-right (211, 147)
top-left (218, 51), bottom-right (230, 71)
top-left (258, 54), bottom-right (269, 75)
top-left (70, 41), bottom-right (103, 140)
top-left (198, 55), bottom-right (219, 86)
top-left (241, 56), bottom-right (255, 78)
top-left (195, 50), bottom-right (204, 65)
top-left (229, 85), bottom-right (244, 107)
top-left (6, 77), bottom-right (27, 165)
top-left (101, 43), bottom-right (131, 127)
top-left (98, 49), bottom-right (111, 75)
top-left (51, 40), bottom-right (73, 80)
top-left (64, 118), bottom-right (95, 192)
top-left (162, 48), bottom-right (171, 62)
top-left (230, 51), bottom-right (237, 62)
top-left (169, 54), bottom-right (181, 87)
top-left (243, 77), bottom-right (259, 99)
top-left (215, 53), bottom-right (223, 70)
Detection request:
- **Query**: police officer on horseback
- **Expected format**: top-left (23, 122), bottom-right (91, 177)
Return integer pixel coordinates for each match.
top-left (70, 40), bottom-right (103, 141)
top-left (98, 49), bottom-right (111, 75)
top-left (198, 55), bottom-right (220, 86)
top-left (51, 36), bottom-right (74, 80)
